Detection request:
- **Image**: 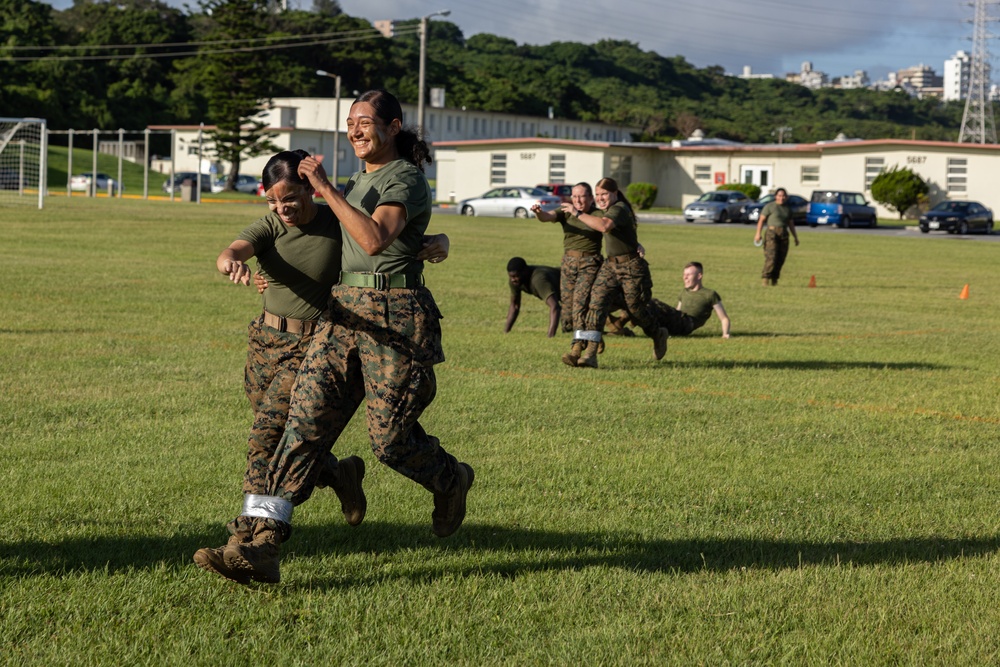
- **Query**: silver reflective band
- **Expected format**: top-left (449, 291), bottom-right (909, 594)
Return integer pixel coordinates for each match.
top-left (242, 494), bottom-right (294, 524)
top-left (576, 329), bottom-right (602, 342)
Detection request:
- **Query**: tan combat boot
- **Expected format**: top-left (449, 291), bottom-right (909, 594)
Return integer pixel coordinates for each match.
top-left (561, 340), bottom-right (584, 367)
top-left (432, 463), bottom-right (475, 538)
top-left (223, 523), bottom-right (282, 584)
top-left (193, 532), bottom-right (252, 584)
top-left (576, 340), bottom-right (599, 368)
top-left (331, 455), bottom-right (367, 527)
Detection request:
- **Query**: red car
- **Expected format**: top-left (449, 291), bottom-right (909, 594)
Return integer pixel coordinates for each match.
top-left (536, 183), bottom-right (573, 203)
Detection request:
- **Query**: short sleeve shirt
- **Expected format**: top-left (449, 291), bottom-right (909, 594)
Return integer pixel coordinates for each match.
top-left (601, 201), bottom-right (639, 257)
top-left (550, 205), bottom-right (603, 254)
top-left (237, 205), bottom-right (342, 321)
top-left (677, 287), bottom-right (721, 331)
top-left (761, 201), bottom-right (792, 229)
top-left (510, 265), bottom-right (560, 303)
top-left (341, 158), bottom-right (432, 275)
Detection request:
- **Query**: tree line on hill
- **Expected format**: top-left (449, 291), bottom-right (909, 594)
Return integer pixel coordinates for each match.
top-left (1, 0), bottom-right (971, 148)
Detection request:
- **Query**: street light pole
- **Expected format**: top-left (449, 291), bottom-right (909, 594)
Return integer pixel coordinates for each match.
top-left (417, 9), bottom-right (450, 137)
top-left (316, 69), bottom-right (341, 186)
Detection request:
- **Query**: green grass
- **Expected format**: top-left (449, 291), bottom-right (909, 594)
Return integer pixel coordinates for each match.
top-left (2, 199), bottom-right (999, 664)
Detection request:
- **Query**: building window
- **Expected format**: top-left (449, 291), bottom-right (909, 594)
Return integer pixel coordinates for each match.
top-left (865, 157), bottom-right (885, 190)
top-left (490, 153), bottom-right (507, 185)
top-left (447, 115), bottom-right (453, 132)
top-left (802, 165), bottom-right (820, 184)
top-left (549, 154), bottom-right (566, 183)
top-left (694, 165), bottom-right (711, 182)
top-left (456, 117), bottom-right (462, 132)
top-left (947, 158), bottom-right (967, 194)
top-left (609, 155), bottom-right (632, 187)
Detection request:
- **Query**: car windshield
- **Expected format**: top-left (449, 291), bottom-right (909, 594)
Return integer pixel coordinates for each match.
top-left (526, 188), bottom-right (548, 196)
top-left (697, 193), bottom-right (730, 203)
top-left (811, 192), bottom-right (841, 204)
top-left (757, 195), bottom-right (775, 205)
top-left (930, 201), bottom-right (969, 213)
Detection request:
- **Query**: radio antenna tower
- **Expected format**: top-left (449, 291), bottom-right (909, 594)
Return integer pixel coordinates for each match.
top-left (959, 0), bottom-right (997, 143)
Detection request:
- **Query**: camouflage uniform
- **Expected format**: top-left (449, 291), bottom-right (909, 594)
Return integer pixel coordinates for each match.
top-left (761, 227), bottom-right (790, 281)
top-left (546, 204), bottom-right (604, 333)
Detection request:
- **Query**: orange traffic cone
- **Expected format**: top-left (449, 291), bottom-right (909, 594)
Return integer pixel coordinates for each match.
top-left (808, 275), bottom-right (817, 288)
top-left (959, 284), bottom-right (969, 300)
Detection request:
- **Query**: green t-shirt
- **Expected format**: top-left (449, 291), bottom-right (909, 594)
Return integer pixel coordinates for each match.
top-left (237, 205), bottom-right (342, 321)
top-left (601, 201), bottom-right (639, 257)
top-left (550, 204), bottom-right (603, 254)
top-left (677, 287), bottom-right (721, 331)
top-left (510, 265), bottom-right (560, 303)
top-left (341, 158), bottom-right (431, 275)
top-left (760, 201), bottom-right (792, 229)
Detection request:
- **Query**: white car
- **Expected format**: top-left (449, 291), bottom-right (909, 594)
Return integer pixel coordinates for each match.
top-left (70, 172), bottom-right (121, 194)
top-left (211, 174), bottom-right (259, 194)
top-left (458, 186), bottom-right (561, 218)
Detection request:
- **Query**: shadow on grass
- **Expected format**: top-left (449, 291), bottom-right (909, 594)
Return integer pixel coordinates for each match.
top-left (3, 522), bottom-right (998, 584)
top-left (605, 359), bottom-right (949, 371)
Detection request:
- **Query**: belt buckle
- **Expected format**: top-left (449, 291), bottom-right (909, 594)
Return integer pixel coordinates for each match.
top-left (372, 272), bottom-right (388, 290)
top-left (276, 315), bottom-right (287, 333)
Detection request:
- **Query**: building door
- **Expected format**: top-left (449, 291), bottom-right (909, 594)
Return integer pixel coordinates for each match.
top-left (741, 165), bottom-right (772, 193)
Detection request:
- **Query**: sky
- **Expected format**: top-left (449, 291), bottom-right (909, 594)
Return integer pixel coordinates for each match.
top-left (42, 0), bottom-right (974, 81)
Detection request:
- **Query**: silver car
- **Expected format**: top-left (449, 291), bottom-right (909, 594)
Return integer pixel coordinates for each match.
top-left (459, 186), bottom-right (561, 218)
top-left (684, 190), bottom-right (751, 223)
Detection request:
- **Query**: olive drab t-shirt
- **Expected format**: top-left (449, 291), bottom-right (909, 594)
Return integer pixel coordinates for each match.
top-left (760, 201), bottom-right (792, 229)
top-left (677, 287), bottom-right (722, 331)
top-left (237, 205), bottom-right (342, 321)
top-left (510, 265), bottom-right (560, 303)
top-left (601, 201), bottom-right (639, 258)
top-left (341, 158), bottom-right (432, 275)
top-left (551, 205), bottom-right (603, 254)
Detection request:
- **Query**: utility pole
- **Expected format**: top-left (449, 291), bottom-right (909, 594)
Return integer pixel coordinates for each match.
top-left (959, 0), bottom-right (997, 143)
top-left (418, 10), bottom-right (451, 136)
top-left (773, 126), bottom-right (793, 144)
top-left (316, 70), bottom-right (341, 185)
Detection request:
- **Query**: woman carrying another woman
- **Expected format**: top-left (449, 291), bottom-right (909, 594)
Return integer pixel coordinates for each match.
top-left (574, 177), bottom-right (668, 369)
top-left (198, 90), bottom-right (473, 585)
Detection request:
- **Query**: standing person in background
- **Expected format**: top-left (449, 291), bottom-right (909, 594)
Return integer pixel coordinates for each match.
top-left (531, 182), bottom-right (604, 365)
top-left (504, 257), bottom-right (561, 337)
top-left (194, 149), bottom-right (451, 584)
top-left (574, 177), bottom-right (668, 368)
top-left (198, 89), bottom-right (472, 585)
top-left (753, 187), bottom-right (799, 286)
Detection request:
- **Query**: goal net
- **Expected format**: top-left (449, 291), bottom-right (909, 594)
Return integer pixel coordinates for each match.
top-left (0, 117), bottom-right (47, 209)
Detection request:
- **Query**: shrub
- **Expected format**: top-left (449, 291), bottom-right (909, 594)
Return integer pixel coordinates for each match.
top-left (870, 165), bottom-right (929, 219)
top-left (625, 182), bottom-right (658, 209)
top-left (719, 182), bottom-right (761, 201)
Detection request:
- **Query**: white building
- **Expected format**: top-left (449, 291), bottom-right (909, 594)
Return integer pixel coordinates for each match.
top-left (151, 97), bottom-right (640, 183)
top-left (944, 50), bottom-right (971, 101)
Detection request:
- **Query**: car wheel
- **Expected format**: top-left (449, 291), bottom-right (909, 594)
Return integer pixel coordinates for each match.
top-left (841, 215), bottom-right (851, 228)
top-left (462, 206), bottom-right (475, 216)
top-left (514, 207), bottom-right (528, 219)
top-left (869, 216), bottom-right (877, 228)
top-left (920, 227), bottom-right (929, 234)
top-left (959, 221), bottom-right (969, 235)
top-left (718, 210), bottom-right (729, 224)
top-left (986, 221), bottom-right (994, 235)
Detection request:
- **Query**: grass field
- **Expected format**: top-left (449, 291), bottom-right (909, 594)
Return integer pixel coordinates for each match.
top-left (1, 198), bottom-right (999, 664)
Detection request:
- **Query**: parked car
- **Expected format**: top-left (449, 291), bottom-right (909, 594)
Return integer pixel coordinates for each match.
top-left (162, 172), bottom-right (214, 194)
top-left (211, 174), bottom-right (259, 194)
top-left (918, 200), bottom-right (993, 235)
top-left (536, 183), bottom-right (574, 203)
top-left (683, 190), bottom-right (751, 223)
top-left (458, 186), bottom-right (561, 218)
top-left (742, 193), bottom-right (808, 225)
top-left (70, 172), bottom-right (121, 194)
top-left (806, 190), bottom-right (877, 227)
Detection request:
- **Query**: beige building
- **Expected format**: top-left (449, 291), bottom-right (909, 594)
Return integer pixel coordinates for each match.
top-left (434, 137), bottom-right (1000, 217)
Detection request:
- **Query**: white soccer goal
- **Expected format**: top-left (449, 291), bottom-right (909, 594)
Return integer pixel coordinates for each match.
top-left (0, 117), bottom-right (47, 209)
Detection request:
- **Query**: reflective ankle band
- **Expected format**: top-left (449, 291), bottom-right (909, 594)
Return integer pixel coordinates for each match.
top-left (576, 329), bottom-right (602, 342)
top-left (242, 494), bottom-right (293, 524)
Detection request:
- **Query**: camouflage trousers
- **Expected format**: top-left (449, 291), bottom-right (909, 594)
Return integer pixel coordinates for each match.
top-left (649, 299), bottom-right (697, 336)
top-left (761, 227), bottom-right (790, 281)
top-left (560, 254), bottom-right (602, 333)
top-left (584, 254), bottom-right (658, 337)
top-left (228, 315), bottom-right (341, 541)
top-left (264, 284), bottom-right (460, 508)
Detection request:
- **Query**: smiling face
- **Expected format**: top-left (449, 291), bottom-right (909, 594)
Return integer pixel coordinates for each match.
top-left (774, 189), bottom-right (788, 205)
top-left (346, 101), bottom-right (400, 166)
top-left (265, 180), bottom-right (315, 227)
top-left (570, 185), bottom-right (593, 212)
top-left (594, 186), bottom-right (617, 210)
top-left (682, 265), bottom-right (702, 290)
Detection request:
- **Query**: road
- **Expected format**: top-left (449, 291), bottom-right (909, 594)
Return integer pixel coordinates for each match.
top-left (435, 206), bottom-right (1000, 242)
